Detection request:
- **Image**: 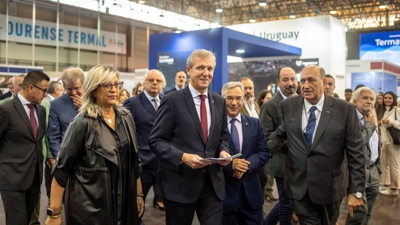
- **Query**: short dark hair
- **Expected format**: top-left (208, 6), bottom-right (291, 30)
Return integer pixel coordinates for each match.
top-left (355, 84), bottom-right (365, 91)
top-left (47, 81), bottom-right (61, 94)
top-left (345, 88), bottom-right (353, 93)
top-left (325, 74), bottom-right (335, 83)
top-left (239, 77), bottom-right (252, 82)
top-left (22, 71), bottom-right (50, 89)
top-left (175, 70), bottom-right (186, 76)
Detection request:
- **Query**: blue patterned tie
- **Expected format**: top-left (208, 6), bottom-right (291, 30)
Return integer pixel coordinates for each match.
top-left (230, 119), bottom-right (240, 153)
top-left (304, 106), bottom-right (317, 150)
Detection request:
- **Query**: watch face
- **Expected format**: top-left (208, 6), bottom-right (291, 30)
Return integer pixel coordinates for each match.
top-left (47, 208), bottom-right (54, 216)
top-left (356, 192), bottom-right (362, 198)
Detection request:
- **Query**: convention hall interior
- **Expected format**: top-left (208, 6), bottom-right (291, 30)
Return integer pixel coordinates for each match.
top-left (0, 0), bottom-right (400, 225)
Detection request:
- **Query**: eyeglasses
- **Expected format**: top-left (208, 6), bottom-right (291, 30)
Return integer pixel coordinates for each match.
top-left (100, 82), bottom-right (120, 91)
top-left (32, 84), bottom-right (48, 95)
top-left (65, 85), bottom-right (82, 93)
top-left (225, 96), bottom-right (243, 103)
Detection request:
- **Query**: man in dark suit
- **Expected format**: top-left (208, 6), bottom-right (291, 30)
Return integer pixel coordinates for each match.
top-left (0, 71), bottom-right (50, 225)
top-left (346, 87), bottom-right (380, 225)
top-left (261, 67), bottom-right (298, 225)
top-left (149, 49), bottom-right (231, 225)
top-left (164, 70), bottom-right (187, 95)
top-left (221, 81), bottom-right (270, 225)
top-left (0, 77), bottom-right (14, 100)
top-left (124, 69), bottom-right (166, 212)
top-left (269, 65), bottom-right (365, 225)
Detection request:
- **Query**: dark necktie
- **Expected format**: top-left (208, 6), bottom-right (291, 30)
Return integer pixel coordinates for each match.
top-left (230, 118), bottom-right (240, 153)
top-left (28, 104), bottom-right (38, 139)
top-left (304, 106), bottom-right (317, 149)
top-left (152, 98), bottom-right (159, 111)
top-left (200, 94), bottom-right (208, 144)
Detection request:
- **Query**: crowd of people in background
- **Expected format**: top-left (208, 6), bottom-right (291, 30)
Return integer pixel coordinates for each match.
top-left (0, 49), bottom-right (399, 225)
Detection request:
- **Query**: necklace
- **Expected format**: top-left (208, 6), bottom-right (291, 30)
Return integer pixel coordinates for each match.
top-left (103, 110), bottom-right (115, 124)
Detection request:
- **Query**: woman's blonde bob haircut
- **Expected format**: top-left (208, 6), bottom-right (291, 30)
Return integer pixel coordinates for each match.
top-left (79, 64), bottom-right (121, 118)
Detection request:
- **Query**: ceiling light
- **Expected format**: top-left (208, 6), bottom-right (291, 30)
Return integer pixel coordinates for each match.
top-left (259, 1), bottom-right (267, 7)
top-left (289, 14), bottom-right (296, 19)
top-left (329, 10), bottom-right (337, 14)
top-left (379, 5), bottom-right (387, 9)
top-left (138, 0), bottom-right (145, 4)
top-left (249, 19), bottom-right (256, 23)
top-left (216, 8), bottom-right (223, 13)
top-left (236, 49), bottom-right (245, 54)
top-left (395, 17), bottom-right (400, 21)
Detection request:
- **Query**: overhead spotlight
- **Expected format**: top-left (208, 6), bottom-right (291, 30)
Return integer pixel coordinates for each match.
top-left (249, 19), bottom-right (256, 23)
top-left (289, 14), bottom-right (296, 19)
top-left (395, 16), bottom-right (400, 21)
top-left (329, 10), bottom-right (337, 14)
top-left (354, 17), bottom-right (362, 22)
top-left (236, 49), bottom-right (245, 54)
top-left (344, 27), bottom-right (348, 32)
top-left (216, 8), bottom-right (223, 13)
top-left (138, 0), bottom-right (145, 4)
top-left (259, 1), bottom-right (267, 7)
top-left (379, 5), bottom-right (387, 9)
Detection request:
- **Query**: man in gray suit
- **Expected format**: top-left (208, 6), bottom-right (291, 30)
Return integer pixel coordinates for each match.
top-left (261, 67), bottom-right (298, 225)
top-left (346, 87), bottom-right (380, 225)
top-left (0, 71), bottom-right (50, 225)
top-left (269, 65), bottom-right (365, 225)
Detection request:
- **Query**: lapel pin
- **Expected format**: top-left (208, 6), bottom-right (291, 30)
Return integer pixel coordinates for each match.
top-left (245, 122), bottom-right (248, 126)
top-left (326, 111), bottom-right (330, 114)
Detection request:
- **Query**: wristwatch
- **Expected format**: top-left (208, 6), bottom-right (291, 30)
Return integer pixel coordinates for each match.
top-left (47, 208), bottom-right (61, 217)
top-left (352, 192), bottom-right (362, 199)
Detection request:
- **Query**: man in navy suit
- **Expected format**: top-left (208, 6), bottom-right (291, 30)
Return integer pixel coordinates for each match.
top-left (221, 82), bottom-right (270, 225)
top-left (164, 70), bottom-right (187, 95)
top-left (149, 49), bottom-right (231, 225)
top-left (0, 71), bottom-right (50, 225)
top-left (124, 69), bottom-right (166, 212)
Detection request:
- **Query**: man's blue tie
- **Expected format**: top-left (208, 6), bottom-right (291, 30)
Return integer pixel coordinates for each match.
top-left (230, 119), bottom-right (240, 153)
top-left (304, 106), bottom-right (317, 150)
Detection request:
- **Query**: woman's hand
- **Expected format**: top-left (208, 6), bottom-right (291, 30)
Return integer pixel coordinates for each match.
top-left (137, 196), bottom-right (144, 217)
top-left (382, 119), bottom-right (390, 124)
top-left (45, 216), bottom-right (62, 225)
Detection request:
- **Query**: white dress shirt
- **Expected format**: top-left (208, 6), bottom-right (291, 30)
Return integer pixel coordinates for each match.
top-left (302, 94), bottom-right (325, 144)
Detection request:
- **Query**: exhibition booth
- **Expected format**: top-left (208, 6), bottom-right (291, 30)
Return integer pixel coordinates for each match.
top-left (149, 27), bottom-right (301, 93)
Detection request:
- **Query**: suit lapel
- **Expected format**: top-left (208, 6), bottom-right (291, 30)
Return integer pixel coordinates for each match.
top-left (63, 94), bottom-right (78, 118)
top-left (207, 91), bottom-right (216, 147)
top-left (13, 97), bottom-right (36, 140)
top-left (312, 95), bottom-right (334, 151)
top-left (183, 87), bottom-right (205, 144)
top-left (294, 97), bottom-right (309, 153)
top-left (240, 114), bottom-right (249, 157)
top-left (139, 92), bottom-right (156, 116)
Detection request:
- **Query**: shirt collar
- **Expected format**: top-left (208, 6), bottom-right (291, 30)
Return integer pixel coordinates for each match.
top-left (175, 85), bottom-right (183, 90)
top-left (356, 109), bottom-right (364, 122)
top-left (143, 90), bottom-right (160, 102)
top-left (227, 114), bottom-right (242, 124)
top-left (188, 83), bottom-right (208, 98)
top-left (304, 93), bottom-right (325, 113)
top-left (17, 93), bottom-right (32, 105)
top-left (280, 91), bottom-right (297, 100)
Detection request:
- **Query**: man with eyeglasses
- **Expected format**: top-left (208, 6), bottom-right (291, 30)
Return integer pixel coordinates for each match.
top-left (221, 81), bottom-right (270, 225)
top-left (0, 77), bottom-right (15, 100)
top-left (124, 69), bottom-right (166, 221)
top-left (0, 71), bottom-right (50, 225)
top-left (47, 67), bottom-right (85, 199)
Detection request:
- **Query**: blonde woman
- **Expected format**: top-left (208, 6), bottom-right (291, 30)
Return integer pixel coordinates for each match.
top-left (46, 65), bottom-right (144, 225)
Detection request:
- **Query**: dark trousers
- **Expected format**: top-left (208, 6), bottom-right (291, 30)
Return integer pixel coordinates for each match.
top-left (164, 172), bottom-right (223, 225)
top-left (141, 168), bottom-right (163, 203)
top-left (345, 165), bottom-right (380, 225)
top-left (1, 167), bottom-right (40, 225)
top-left (293, 191), bottom-right (341, 225)
top-left (264, 177), bottom-right (294, 225)
top-left (223, 185), bottom-right (263, 225)
top-left (45, 166), bottom-right (52, 198)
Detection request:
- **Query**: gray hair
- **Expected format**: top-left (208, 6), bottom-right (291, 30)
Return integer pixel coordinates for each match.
top-left (221, 82), bottom-right (244, 97)
top-left (61, 67), bottom-right (85, 87)
top-left (13, 74), bottom-right (25, 86)
top-left (79, 65), bottom-right (121, 118)
top-left (47, 81), bottom-right (62, 94)
top-left (141, 69), bottom-right (166, 88)
top-left (186, 49), bottom-right (216, 68)
top-left (351, 86), bottom-right (376, 103)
